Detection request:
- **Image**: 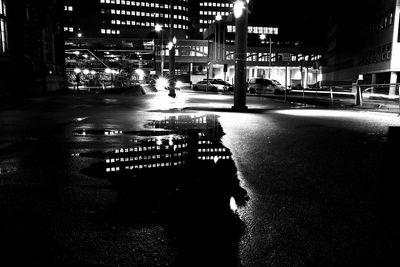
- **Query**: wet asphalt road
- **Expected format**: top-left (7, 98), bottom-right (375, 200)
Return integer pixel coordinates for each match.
top-left (1, 90), bottom-right (400, 266)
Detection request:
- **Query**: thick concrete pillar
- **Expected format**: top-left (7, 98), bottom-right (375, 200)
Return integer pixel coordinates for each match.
top-left (389, 72), bottom-right (398, 96)
top-left (233, 1), bottom-right (248, 111)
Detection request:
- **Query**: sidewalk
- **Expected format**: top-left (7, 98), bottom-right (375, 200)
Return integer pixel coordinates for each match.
top-left (253, 92), bottom-right (400, 114)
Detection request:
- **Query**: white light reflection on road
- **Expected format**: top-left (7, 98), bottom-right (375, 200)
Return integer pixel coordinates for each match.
top-left (274, 109), bottom-right (400, 124)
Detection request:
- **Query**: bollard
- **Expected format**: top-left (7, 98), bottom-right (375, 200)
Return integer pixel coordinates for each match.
top-left (355, 85), bottom-right (363, 106)
top-left (398, 84), bottom-right (400, 116)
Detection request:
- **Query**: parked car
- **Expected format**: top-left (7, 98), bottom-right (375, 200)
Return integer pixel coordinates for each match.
top-left (308, 81), bottom-right (321, 89)
top-left (204, 78), bottom-right (234, 91)
top-left (247, 78), bottom-right (289, 95)
top-left (193, 80), bottom-right (228, 92)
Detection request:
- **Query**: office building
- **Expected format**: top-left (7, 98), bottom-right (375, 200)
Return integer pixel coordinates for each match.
top-left (63, 0), bottom-right (323, 89)
top-left (324, 0), bottom-right (400, 93)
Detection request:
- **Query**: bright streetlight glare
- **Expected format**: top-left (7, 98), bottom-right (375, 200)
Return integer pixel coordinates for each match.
top-left (83, 69), bottom-right (90, 75)
top-left (167, 41), bottom-right (173, 50)
top-left (135, 69), bottom-right (145, 80)
top-left (215, 14), bottom-right (222, 21)
top-left (259, 34), bottom-right (266, 40)
top-left (234, 1), bottom-right (245, 18)
top-left (73, 68), bottom-right (81, 74)
top-left (155, 24), bottom-right (162, 32)
top-left (155, 77), bottom-right (169, 91)
top-left (172, 37), bottom-right (177, 44)
top-left (105, 68), bottom-right (112, 74)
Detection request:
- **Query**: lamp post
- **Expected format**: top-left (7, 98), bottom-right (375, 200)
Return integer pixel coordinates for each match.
top-left (168, 0), bottom-right (176, 98)
top-left (215, 14), bottom-right (222, 61)
top-left (155, 24), bottom-right (164, 77)
top-left (259, 33), bottom-right (272, 78)
top-left (232, 0), bottom-right (248, 111)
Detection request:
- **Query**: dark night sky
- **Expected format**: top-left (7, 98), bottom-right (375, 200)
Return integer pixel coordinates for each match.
top-left (249, 0), bottom-right (331, 44)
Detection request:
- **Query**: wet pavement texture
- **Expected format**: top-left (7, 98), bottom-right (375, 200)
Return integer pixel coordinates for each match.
top-left (1, 91), bottom-right (400, 266)
top-left (80, 114), bottom-right (248, 266)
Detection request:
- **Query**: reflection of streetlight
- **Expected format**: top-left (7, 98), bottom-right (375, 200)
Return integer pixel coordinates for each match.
top-left (83, 69), bottom-right (90, 75)
top-left (260, 33), bottom-right (272, 78)
top-left (77, 30), bottom-right (83, 47)
top-left (74, 68), bottom-right (81, 74)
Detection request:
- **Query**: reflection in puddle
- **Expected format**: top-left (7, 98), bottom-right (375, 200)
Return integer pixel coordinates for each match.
top-left (73, 129), bottom-right (123, 136)
top-left (82, 114), bottom-right (248, 266)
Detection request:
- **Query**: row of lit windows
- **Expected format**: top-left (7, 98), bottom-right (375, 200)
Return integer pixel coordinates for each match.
top-left (161, 47), bottom-right (208, 57)
top-left (228, 25), bottom-right (279, 35)
top-left (200, 19), bottom-right (217, 25)
top-left (198, 148), bottom-right (226, 153)
top-left (106, 160), bottom-right (186, 172)
top-left (101, 28), bottom-right (120, 35)
top-left (114, 143), bottom-right (187, 154)
top-left (198, 156), bottom-right (230, 160)
top-left (106, 153), bottom-right (187, 163)
top-left (64, 27), bottom-right (74, 32)
top-left (359, 43), bottom-right (391, 66)
top-left (109, 20), bottom-right (188, 29)
top-left (226, 52), bottom-right (322, 62)
top-left (100, 0), bottom-right (188, 11)
top-left (200, 2), bottom-right (234, 8)
top-left (200, 11), bottom-right (229, 16)
top-left (64, 5), bottom-right (73, 11)
top-left (361, 10), bottom-right (394, 38)
top-left (108, 9), bottom-right (189, 21)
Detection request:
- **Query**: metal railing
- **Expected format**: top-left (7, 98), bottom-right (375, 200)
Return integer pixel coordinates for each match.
top-left (291, 83), bottom-right (400, 113)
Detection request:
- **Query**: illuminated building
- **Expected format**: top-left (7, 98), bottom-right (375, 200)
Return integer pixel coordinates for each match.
top-left (63, 0), bottom-right (324, 88)
top-left (63, 0), bottom-right (190, 41)
top-left (324, 0), bottom-right (400, 92)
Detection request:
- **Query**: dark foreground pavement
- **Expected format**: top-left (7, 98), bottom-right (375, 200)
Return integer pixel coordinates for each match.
top-left (1, 90), bottom-right (400, 266)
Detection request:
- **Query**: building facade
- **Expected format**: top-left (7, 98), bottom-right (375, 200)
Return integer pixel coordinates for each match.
top-left (324, 0), bottom-right (400, 93)
top-left (0, 0), bottom-right (65, 95)
top-left (63, 0), bottom-right (323, 88)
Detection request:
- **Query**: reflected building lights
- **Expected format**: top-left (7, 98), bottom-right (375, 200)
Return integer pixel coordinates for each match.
top-left (104, 114), bottom-right (232, 173)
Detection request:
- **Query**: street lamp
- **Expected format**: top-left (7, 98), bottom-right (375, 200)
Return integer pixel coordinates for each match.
top-left (155, 24), bottom-right (164, 77)
top-left (215, 15), bottom-right (222, 61)
top-left (168, 0), bottom-right (176, 98)
top-left (259, 33), bottom-right (272, 78)
top-left (232, 0), bottom-right (248, 111)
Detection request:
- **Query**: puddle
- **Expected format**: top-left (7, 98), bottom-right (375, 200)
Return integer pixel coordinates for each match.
top-left (81, 114), bottom-right (249, 265)
top-left (73, 129), bottom-right (123, 136)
